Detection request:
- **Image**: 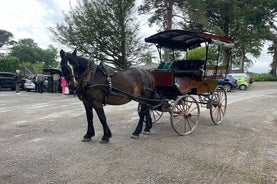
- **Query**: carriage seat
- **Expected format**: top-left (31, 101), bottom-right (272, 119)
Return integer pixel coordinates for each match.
top-left (171, 59), bottom-right (205, 70)
top-left (174, 70), bottom-right (202, 77)
top-left (171, 59), bottom-right (204, 79)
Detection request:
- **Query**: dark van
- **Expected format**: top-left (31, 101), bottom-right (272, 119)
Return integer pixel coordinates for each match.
top-left (0, 72), bottom-right (17, 90)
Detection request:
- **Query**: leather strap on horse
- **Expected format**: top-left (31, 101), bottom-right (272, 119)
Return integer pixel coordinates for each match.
top-left (135, 68), bottom-right (154, 95)
top-left (83, 61), bottom-right (114, 106)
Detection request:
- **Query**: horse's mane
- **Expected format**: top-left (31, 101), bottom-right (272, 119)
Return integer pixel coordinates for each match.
top-left (75, 55), bottom-right (90, 70)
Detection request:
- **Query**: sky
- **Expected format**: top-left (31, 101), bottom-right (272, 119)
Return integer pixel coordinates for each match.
top-left (0, 0), bottom-right (273, 73)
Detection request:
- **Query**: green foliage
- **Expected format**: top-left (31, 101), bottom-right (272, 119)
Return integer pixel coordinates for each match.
top-left (186, 45), bottom-right (218, 64)
top-left (138, 0), bottom-right (185, 30)
top-left (10, 39), bottom-right (58, 68)
top-left (51, 0), bottom-right (142, 70)
top-left (0, 56), bottom-right (20, 72)
top-left (183, 0), bottom-right (274, 71)
top-left (248, 72), bottom-right (277, 81)
top-left (0, 29), bottom-right (15, 48)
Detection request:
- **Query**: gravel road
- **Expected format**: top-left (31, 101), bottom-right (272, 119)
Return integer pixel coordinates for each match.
top-left (0, 82), bottom-right (276, 184)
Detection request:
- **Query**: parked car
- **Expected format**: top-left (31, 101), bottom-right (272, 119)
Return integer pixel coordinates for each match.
top-left (23, 74), bottom-right (57, 92)
top-left (217, 74), bottom-right (237, 92)
top-left (230, 75), bottom-right (250, 90)
top-left (229, 73), bottom-right (253, 84)
top-left (24, 75), bottom-right (50, 91)
top-left (0, 72), bottom-right (17, 90)
top-left (24, 78), bottom-right (36, 91)
top-left (43, 75), bottom-right (49, 91)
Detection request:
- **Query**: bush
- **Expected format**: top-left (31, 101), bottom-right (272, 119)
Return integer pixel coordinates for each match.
top-left (248, 72), bottom-right (277, 81)
top-left (0, 56), bottom-right (20, 72)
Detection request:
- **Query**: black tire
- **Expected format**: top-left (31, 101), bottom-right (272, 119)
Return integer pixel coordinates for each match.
top-left (223, 84), bottom-right (232, 92)
top-left (239, 84), bottom-right (247, 90)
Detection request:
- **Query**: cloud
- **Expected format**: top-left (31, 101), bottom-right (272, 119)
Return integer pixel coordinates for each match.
top-left (0, 0), bottom-right (273, 73)
top-left (0, 0), bottom-right (75, 49)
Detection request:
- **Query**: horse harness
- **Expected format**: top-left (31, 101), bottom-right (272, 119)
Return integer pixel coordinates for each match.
top-left (79, 61), bottom-right (154, 106)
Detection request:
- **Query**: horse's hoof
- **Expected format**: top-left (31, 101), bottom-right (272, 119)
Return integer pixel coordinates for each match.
top-left (143, 131), bottom-right (151, 135)
top-left (99, 139), bottom-right (109, 144)
top-left (82, 137), bottom-right (91, 142)
top-left (131, 134), bottom-right (139, 139)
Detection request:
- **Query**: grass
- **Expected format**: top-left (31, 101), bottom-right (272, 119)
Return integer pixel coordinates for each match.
top-left (247, 72), bottom-right (277, 81)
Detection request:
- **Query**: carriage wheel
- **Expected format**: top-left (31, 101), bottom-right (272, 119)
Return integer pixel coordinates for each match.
top-left (137, 105), bottom-right (163, 124)
top-left (170, 95), bottom-right (200, 136)
top-left (150, 109), bottom-right (163, 124)
top-left (210, 85), bottom-right (227, 125)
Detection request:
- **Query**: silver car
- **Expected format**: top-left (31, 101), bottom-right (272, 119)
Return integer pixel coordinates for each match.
top-left (24, 78), bottom-right (36, 91)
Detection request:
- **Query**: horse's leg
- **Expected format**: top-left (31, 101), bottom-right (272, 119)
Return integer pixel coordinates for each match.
top-left (95, 108), bottom-right (112, 144)
top-left (131, 103), bottom-right (146, 138)
top-left (143, 106), bottom-right (152, 134)
top-left (82, 105), bottom-right (95, 142)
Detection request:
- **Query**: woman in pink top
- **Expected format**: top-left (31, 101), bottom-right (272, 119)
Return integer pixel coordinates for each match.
top-left (60, 76), bottom-right (67, 95)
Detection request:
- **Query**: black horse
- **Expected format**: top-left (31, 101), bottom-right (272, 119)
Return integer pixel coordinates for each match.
top-left (60, 49), bottom-right (156, 143)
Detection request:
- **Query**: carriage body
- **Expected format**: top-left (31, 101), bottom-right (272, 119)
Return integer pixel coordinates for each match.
top-left (151, 61), bottom-right (218, 99)
top-left (145, 30), bottom-right (233, 99)
top-left (144, 30), bottom-right (234, 135)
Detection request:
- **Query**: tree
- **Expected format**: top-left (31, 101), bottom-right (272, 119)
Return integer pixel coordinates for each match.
top-left (183, 0), bottom-right (274, 72)
top-left (0, 56), bottom-right (20, 72)
top-left (138, 0), bottom-right (185, 61)
top-left (268, 31), bottom-right (277, 76)
top-left (10, 39), bottom-right (58, 68)
top-left (266, 0), bottom-right (277, 76)
top-left (51, 0), bottom-right (143, 70)
top-left (269, 39), bottom-right (277, 76)
top-left (0, 29), bottom-right (16, 48)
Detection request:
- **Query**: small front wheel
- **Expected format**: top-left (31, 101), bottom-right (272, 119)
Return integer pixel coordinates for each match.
top-left (150, 109), bottom-right (163, 124)
top-left (138, 105), bottom-right (163, 124)
top-left (170, 95), bottom-right (200, 135)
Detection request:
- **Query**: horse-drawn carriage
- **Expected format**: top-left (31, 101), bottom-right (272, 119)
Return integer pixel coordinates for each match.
top-left (144, 29), bottom-right (234, 135)
top-left (60, 29), bottom-right (234, 143)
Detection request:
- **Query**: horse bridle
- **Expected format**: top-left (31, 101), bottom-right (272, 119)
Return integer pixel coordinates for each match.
top-left (61, 54), bottom-right (79, 86)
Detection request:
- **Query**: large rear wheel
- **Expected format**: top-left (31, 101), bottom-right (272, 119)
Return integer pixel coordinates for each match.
top-left (210, 85), bottom-right (227, 125)
top-left (170, 95), bottom-right (200, 135)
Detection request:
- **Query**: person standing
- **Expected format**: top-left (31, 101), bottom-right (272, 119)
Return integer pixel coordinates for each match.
top-left (14, 70), bottom-right (22, 94)
top-left (52, 73), bottom-right (60, 93)
top-left (60, 76), bottom-right (67, 95)
top-left (32, 73), bottom-right (38, 92)
top-left (36, 72), bottom-right (45, 93)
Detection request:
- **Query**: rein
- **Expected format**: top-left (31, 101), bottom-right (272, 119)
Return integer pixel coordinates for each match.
top-left (88, 83), bottom-right (165, 109)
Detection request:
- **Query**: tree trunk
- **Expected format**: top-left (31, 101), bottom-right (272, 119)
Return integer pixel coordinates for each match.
top-left (271, 39), bottom-right (277, 76)
top-left (239, 48), bottom-right (245, 72)
top-left (223, 48), bottom-right (232, 73)
top-left (164, 0), bottom-right (173, 62)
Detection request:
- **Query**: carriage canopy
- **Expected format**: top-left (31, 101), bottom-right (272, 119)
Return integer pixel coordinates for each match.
top-left (145, 29), bottom-right (234, 50)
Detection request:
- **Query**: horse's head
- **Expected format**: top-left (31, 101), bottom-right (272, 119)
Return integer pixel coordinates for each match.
top-left (60, 49), bottom-right (79, 90)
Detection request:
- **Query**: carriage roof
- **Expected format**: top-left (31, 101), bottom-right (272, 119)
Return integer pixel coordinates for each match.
top-left (145, 29), bottom-right (234, 50)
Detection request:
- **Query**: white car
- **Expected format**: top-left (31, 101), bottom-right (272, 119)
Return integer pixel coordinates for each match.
top-left (24, 79), bottom-right (35, 91)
